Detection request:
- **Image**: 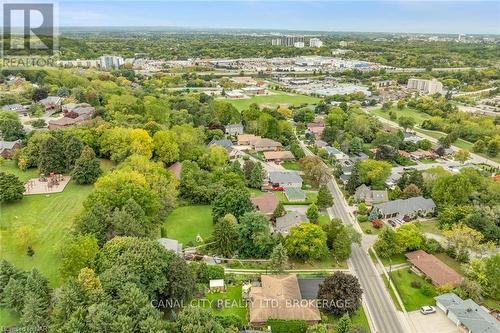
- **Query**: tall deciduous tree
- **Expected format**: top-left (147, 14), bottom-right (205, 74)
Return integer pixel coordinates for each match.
top-left (38, 136), bottom-right (65, 174)
top-left (285, 223), bottom-right (327, 262)
top-left (212, 187), bottom-right (254, 222)
top-left (317, 272), bottom-right (362, 315)
top-left (316, 185), bottom-right (333, 210)
top-left (238, 212), bottom-right (274, 259)
top-left (64, 135), bottom-right (84, 171)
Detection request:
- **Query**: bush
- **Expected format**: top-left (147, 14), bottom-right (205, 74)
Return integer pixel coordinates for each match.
top-left (365, 229), bottom-right (372, 234)
top-left (267, 320), bottom-right (307, 333)
top-left (421, 284), bottom-right (436, 297)
top-left (215, 314), bottom-right (243, 329)
top-left (410, 280), bottom-right (421, 289)
top-left (357, 215), bottom-right (368, 223)
top-left (372, 219), bottom-right (383, 229)
top-left (423, 238), bottom-right (442, 254)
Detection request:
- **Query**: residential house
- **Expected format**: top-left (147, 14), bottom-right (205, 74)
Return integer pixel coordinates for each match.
top-left (224, 123), bottom-right (244, 136)
top-left (263, 151), bottom-right (295, 162)
top-left (314, 140), bottom-right (328, 148)
top-left (274, 212), bottom-right (307, 235)
top-left (2, 104), bottom-right (28, 116)
top-left (167, 162), bottom-right (182, 180)
top-left (157, 238), bottom-right (183, 255)
top-left (250, 192), bottom-right (279, 217)
top-left (403, 132), bottom-right (423, 144)
top-left (225, 90), bottom-right (245, 99)
top-left (306, 122), bottom-right (325, 139)
top-left (48, 104), bottom-right (95, 130)
top-left (268, 171), bottom-right (303, 188)
top-left (39, 96), bottom-right (63, 111)
top-left (410, 149), bottom-right (437, 160)
top-left (237, 134), bottom-right (261, 146)
top-left (0, 140), bottom-right (21, 158)
top-left (372, 196), bottom-right (436, 221)
top-left (324, 146), bottom-right (348, 161)
top-left (252, 138), bottom-right (282, 152)
top-left (248, 275), bottom-right (321, 325)
top-left (242, 86), bottom-right (266, 96)
top-left (209, 138), bottom-right (241, 160)
top-left (385, 171), bottom-right (403, 189)
top-left (354, 184), bottom-right (388, 205)
top-left (350, 152), bottom-right (369, 162)
top-left (406, 250), bottom-right (463, 287)
top-left (435, 293), bottom-right (500, 333)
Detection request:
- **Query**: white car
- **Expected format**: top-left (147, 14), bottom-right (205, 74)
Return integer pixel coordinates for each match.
top-left (420, 306), bottom-right (436, 315)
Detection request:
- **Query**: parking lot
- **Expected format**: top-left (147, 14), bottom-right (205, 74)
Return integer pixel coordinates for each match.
top-left (408, 308), bottom-right (460, 333)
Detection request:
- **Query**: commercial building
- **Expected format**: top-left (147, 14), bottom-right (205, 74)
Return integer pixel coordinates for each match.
top-left (309, 38), bottom-right (323, 48)
top-left (407, 78), bottom-right (444, 95)
top-left (99, 55), bottom-right (124, 70)
top-left (271, 35), bottom-right (305, 47)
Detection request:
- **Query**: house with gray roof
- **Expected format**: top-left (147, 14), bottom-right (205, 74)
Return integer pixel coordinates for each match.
top-left (2, 104), bottom-right (28, 116)
top-left (0, 140), bottom-right (22, 158)
top-left (225, 123), bottom-right (244, 136)
top-left (354, 184), bottom-right (388, 205)
top-left (268, 171), bottom-right (302, 188)
top-left (435, 293), bottom-right (500, 333)
top-left (158, 238), bottom-right (183, 255)
top-left (372, 196), bottom-right (436, 221)
top-left (284, 187), bottom-right (306, 202)
top-left (209, 139), bottom-right (233, 152)
top-left (274, 212), bottom-right (307, 235)
top-left (324, 146), bottom-right (348, 161)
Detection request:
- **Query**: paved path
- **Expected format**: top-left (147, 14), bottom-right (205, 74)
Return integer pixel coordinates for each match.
top-left (299, 140), bottom-right (408, 333)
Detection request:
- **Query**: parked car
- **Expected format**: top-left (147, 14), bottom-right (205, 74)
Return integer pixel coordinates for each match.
top-left (420, 306), bottom-right (436, 315)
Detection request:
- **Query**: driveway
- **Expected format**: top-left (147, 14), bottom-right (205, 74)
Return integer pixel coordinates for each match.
top-left (408, 309), bottom-right (460, 333)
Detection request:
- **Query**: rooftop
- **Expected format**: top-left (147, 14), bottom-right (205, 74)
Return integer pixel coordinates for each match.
top-left (406, 250), bottom-right (462, 287)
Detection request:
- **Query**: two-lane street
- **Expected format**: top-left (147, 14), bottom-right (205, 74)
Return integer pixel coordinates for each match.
top-left (299, 140), bottom-right (407, 333)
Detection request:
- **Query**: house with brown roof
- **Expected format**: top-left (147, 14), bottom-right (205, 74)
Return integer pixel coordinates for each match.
top-left (250, 192), bottom-right (279, 217)
top-left (406, 250), bottom-right (463, 287)
top-left (237, 134), bottom-right (261, 146)
top-left (252, 138), bottom-right (282, 152)
top-left (306, 122), bottom-right (325, 139)
top-left (167, 162), bottom-right (182, 180)
top-left (263, 150), bottom-right (295, 162)
top-left (249, 275), bottom-right (321, 325)
top-left (0, 140), bottom-right (21, 158)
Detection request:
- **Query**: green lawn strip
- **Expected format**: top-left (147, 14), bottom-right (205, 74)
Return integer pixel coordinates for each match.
top-left (321, 306), bottom-right (370, 332)
top-left (0, 160), bottom-right (38, 182)
top-left (226, 92), bottom-right (320, 111)
top-left (163, 205), bottom-right (214, 246)
top-left (275, 191), bottom-right (318, 205)
top-left (381, 274), bottom-right (403, 312)
top-left (359, 221), bottom-right (384, 235)
top-left (0, 181), bottom-right (93, 287)
top-left (372, 107), bottom-right (431, 125)
top-left (482, 298), bottom-right (500, 311)
top-left (282, 161), bottom-right (301, 171)
top-left (200, 285), bottom-right (248, 324)
top-left (388, 269), bottom-right (437, 311)
top-left (317, 214), bottom-right (330, 226)
top-left (378, 253), bottom-right (407, 266)
top-left (0, 307), bottom-right (20, 327)
top-left (414, 219), bottom-right (442, 235)
top-left (290, 256), bottom-right (347, 270)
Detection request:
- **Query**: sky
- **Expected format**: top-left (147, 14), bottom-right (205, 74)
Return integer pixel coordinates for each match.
top-left (8, 1), bottom-right (500, 34)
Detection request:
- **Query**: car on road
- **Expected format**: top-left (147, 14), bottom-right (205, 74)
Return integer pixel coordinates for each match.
top-left (420, 305), bottom-right (436, 315)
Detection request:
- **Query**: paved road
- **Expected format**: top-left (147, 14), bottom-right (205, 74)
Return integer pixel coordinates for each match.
top-left (299, 141), bottom-right (407, 333)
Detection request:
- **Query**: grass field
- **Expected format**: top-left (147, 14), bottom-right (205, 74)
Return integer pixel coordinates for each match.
top-left (323, 306), bottom-right (370, 332)
top-left (275, 191), bottom-right (318, 204)
top-left (359, 221), bottom-right (384, 235)
top-left (0, 308), bottom-right (19, 327)
top-left (389, 269), bottom-right (437, 311)
top-left (414, 219), bottom-right (442, 235)
top-left (226, 92), bottom-right (320, 111)
top-left (163, 205), bottom-right (213, 246)
top-left (0, 181), bottom-right (93, 287)
top-left (201, 285), bottom-right (248, 324)
top-left (373, 107), bottom-right (431, 125)
top-left (281, 161), bottom-right (301, 171)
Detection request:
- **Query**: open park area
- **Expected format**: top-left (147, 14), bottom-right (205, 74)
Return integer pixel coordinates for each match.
top-left (227, 91), bottom-right (320, 111)
top-left (163, 205), bottom-right (213, 246)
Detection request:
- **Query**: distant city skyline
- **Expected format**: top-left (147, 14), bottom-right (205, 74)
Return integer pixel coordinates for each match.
top-left (5, 1), bottom-right (500, 34)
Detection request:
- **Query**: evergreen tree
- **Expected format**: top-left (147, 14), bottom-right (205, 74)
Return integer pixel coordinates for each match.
top-left (38, 136), bottom-right (65, 174)
top-left (272, 202), bottom-right (286, 220)
top-left (0, 172), bottom-right (24, 202)
top-left (316, 185), bottom-right (333, 210)
top-left (20, 269), bottom-right (51, 330)
top-left (335, 313), bottom-right (353, 333)
top-left (2, 277), bottom-right (26, 312)
top-left (64, 135), bottom-right (84, 171)
top-left (269, 243), bottom-right (288, 273)
top-left (71, 146), bottom-right (102, 184)
top-left (306, 203), bottom-right (320, 223)
top-left (248, 162), bottom-right (263, 189)
top-left (211, 214), bottom-right (239, 258)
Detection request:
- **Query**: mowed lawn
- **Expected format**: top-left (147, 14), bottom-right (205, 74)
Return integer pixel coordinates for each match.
top-left (0, 181), bottom-right (93, 287)
top-left (163, 205), bottom-right (213, 245)
top-left (201, 285), bottom-right (248, 324)
top-left (389, 269), bottom-right (437, 311)
top-left (226, 92), bottom-right (320, 111)
top-left (372, 107), bottom-right (431, 125)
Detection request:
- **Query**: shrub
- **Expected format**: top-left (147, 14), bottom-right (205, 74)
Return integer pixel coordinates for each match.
top-left (215, 314), bottom-right (243, 329)
top-left (357, 215), bottom-right (368, 223)
top-left (365, 229), bottom-right (372, 234)
top-left (423, 238), bottom-right (442, 254)
top-left (410, 280), bottom-right (421, 289)
top-left (421, 284), bottom-right (436, 297)
top-left (372, 219), bottom-right (383, 229)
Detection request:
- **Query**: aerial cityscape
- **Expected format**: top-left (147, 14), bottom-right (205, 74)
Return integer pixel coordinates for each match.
top-left (0, 1), bottom-right (499, 333)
